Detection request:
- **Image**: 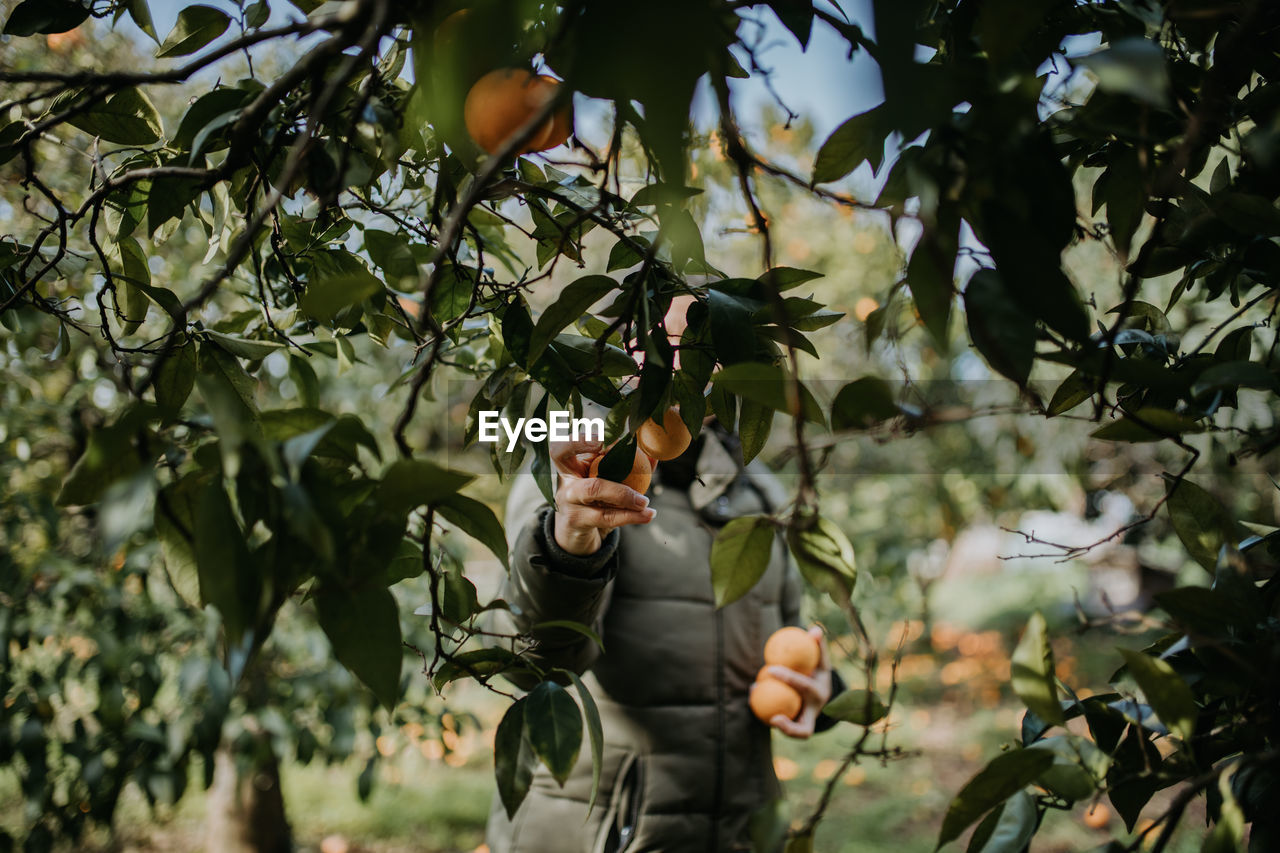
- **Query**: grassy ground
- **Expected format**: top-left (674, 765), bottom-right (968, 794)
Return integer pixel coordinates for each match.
top-left (2, 561), bottom-right (1212, 852)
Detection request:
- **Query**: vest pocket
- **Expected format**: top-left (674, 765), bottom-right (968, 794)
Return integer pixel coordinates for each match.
top-left (592, 751), bottom-right (645, 853)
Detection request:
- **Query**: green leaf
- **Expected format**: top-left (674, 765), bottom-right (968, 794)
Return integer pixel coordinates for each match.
top-left (975, 0), bottom-right (1055, 67)
top-left (787, 514), bottom-right (856, 607)
top-left (196, 342), bottom-right (260, 464)
top-left (1191, 361), bottom-right (1280, 398)
top-left (1076, 38), bottom-right (1171, 108)
top-left (1104, 147), bottom-right (1146, 256)
top-left (1164, 477), bottom-right (1234, 574)
top-left (768, 0), bottom-right (814, 48)
top-left (1091, 408), bottom-right (1203, 442)
top-left (831, 377), bottom-right (898, 430)
top-left (630, 184), bottom-right (703, 207)
top-left (710, 516), bottom-right (776, 608)
top-left (494, 700), bottom-right (536, 819)
top-left (757, 267), bottom-right (823, 292)
top-left (660, 207), bottom-right (706, 271)
top-left (300, 268), bottom-right (384, 322)
top-left (57, 406), bottom-right (148, 506)
top-left (99, 468), bottom-right (156, 557)
top-left (430, 648), bottom-right (520, 690)
top-left (3, 0), bottom-right (88, 36)
top-left (146, 173), bottom-right (203, 235)
top-left (378, 460), bottom-right (474, 514)
top-left (737, 397), bottom-right (773, 465)
top-left (536, 621), bottom-right (605, 653)
top-left (936, 749), bottom-right (1056, 849)
top-left (1117, 649), bottom-right (1196, 742)
top-left (822, 689), bottom-right (887, 726)
top-left (67, 88), bottom-right (163, 145)
top-left (1046, 370), bottom-right (1092, 417)
top-left (1201, 774), bottom-right (1245, 853)
top-left (127, 0), bottom-right (158, 42)
top-left (364, 229), bottom-right (417, 282)
top-left (111, 236), bottom-right (151, 336)
top-left (607, 237), bottom-right (648, 271)
top-left (524, 681), bottom-right (583, 786)
top-left (173, 87), bottom-right (250, 151)
top-left (789, 309), bottom-right (844, 331)
top-left (970, 790), bottom-right (1036, 853)
top-left (528, 275), bottom-right (617, 364)
top-left (565, 671), bottom-right (604, 815)
top-left (193, 479), bottom-right (256, 644)
top-left (156, 5), bottom-right (231, 58)
top-left (711, 362), bottom-right (826, 425)
top-left (595, 436), bottom-right (639, 483)
top-left (316, 580), bottom-right (402, 710)
top-left (439, 568), bottom-right (481, 624)
top-left (812, 106), bottom-right (885, 184)
top-left (288, 354), bottom-right (321, 408)
top-left (1029, 734), bottom-right (1111, 802)
top-left (907, 211), bottom-right (958, 348)
top-left (1011, 612), bottom-right (1065, 727)
top-left (436, 494), bottom-right (509, 569)
top-left (981, 209), bottom-right (1090, 342)
top-left (153, 473), bottom-right (204, 607)
top-left (707, 290), bottom-right (758, 366)
top-left (964, 269), bottom-right (1035, 385)
top-left (154, 341), bottom-right (197, 424)
top-left (203, 331), bottom-right (284, 361)
top-left (967, 804), bottom-right (1003, 853)
top-left (1212, 192), bottom-right (1280, 238)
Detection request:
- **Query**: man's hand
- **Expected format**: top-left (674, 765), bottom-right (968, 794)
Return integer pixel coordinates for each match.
top-left (549, 439), bottom-right (656, 556)
top-left (753, 626), bottom-right (833, 739)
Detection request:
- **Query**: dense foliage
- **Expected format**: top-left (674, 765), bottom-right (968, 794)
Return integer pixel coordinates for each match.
top-left (1, 0), bottom-right (1278, 851)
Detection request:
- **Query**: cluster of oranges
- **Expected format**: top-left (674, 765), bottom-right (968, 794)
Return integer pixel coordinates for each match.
top-left (750, 627), bottom-right (821, 723)
top-left (587, 407), bottom-right (692, 496)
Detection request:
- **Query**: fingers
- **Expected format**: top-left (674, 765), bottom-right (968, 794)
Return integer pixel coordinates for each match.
top-left (549, 439), bottom-right (603, 477)
top-left (561, 476), bottom-right (650, 511)
top-left (770, 713), bottom-right (815, 739)
top-left (810, 625), bottom-right (831, 673)
top-left (765, 665), bottom-right (826, 705)
top-left (559, 501), bottom-right (656, 531)
top-left (558, 476), bottom-right (656, 530)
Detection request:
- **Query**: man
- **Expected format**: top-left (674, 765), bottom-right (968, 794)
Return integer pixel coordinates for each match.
top-left (484, 296), bottom-right (840, 853)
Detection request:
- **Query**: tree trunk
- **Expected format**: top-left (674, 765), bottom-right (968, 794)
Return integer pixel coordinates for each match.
top-left (204, 735), bottom-right (292, 853)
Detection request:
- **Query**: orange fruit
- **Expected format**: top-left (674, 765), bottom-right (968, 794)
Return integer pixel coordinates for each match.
top-left (529, 76), bottom-right (574, 149)
top-left (463, 68), bottom-right (572, 155)
top-left (1082, 803), bottom-right (1111, 830)
top-left (750, 679), bottom-right (802, 723)
top-left (588, 447), bottom-right (653, 495)
top-left (755, 664), bottom-right (781, 684)
top-left (636, 407), bottom-right (692, 461)
top-left (763, 627), bottom-right (820, 676)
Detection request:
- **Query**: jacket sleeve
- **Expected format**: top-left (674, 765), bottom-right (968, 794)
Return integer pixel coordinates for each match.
top-left (487, 470), bottom-right (620, 689)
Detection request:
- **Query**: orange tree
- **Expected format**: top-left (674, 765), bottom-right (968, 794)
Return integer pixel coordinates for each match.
top-left (1, 0), bottom-right (1279, 851)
